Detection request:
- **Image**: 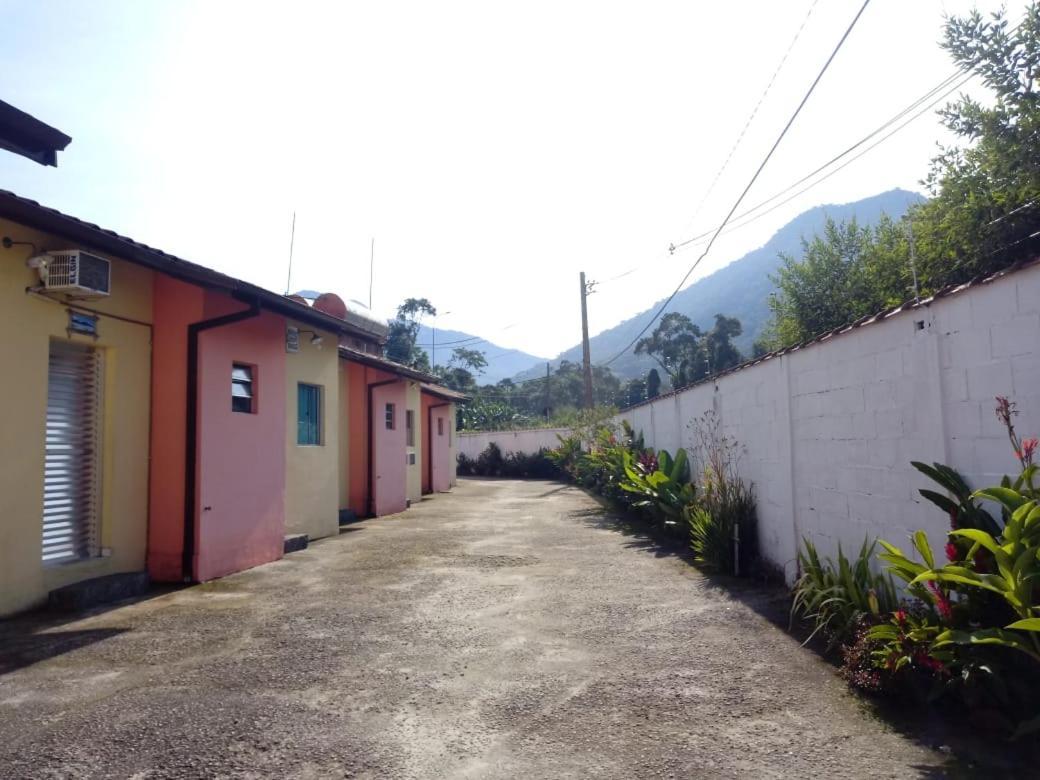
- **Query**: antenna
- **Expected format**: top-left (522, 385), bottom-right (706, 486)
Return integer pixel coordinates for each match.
top-left (369, 237), bottom-right (375, 309)
top-left (285, 211), bottom-right (296, 295)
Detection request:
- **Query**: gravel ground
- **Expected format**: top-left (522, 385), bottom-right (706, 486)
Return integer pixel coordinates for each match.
top-left (0, 478), bottom-right (1006, 778)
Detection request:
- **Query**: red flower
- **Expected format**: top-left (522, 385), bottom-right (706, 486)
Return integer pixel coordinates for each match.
top-left (1023, 437), bottom-right (1038, 466)
top-left (893, 609), bottom-right (908, 625)
top-left (945, 542), bottom-right (958, 562)
top-left (927, 582), bottom-right (954, 623)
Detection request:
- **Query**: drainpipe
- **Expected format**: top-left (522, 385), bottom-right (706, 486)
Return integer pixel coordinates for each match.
top-left (366, 377), bottom-right (400, 517)
top-left (182, 297), bottom-right (261, 581)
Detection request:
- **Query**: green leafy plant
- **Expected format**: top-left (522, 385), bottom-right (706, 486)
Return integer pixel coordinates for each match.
top-left (911, 460), bottom-right (1001, 535)
top-left (620, 447), bottom-right (696, 526)
top-left (791, 537), bottom-right (897, 652)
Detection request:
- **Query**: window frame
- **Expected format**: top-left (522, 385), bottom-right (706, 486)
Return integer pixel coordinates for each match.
top-left (405, 409), bottom-right (415, 447)
top-left (231, 362), bottom-right (256, 414)
top-left (297, 382), bottom-right (323, 446)
top-left (385, 402), bottom-right (396, 431)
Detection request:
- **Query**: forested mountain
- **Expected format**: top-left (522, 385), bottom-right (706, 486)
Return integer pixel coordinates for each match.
top-left (516, 189), bottom-right (924, 382)
top-left (413, 325), bottom-right (547, 385)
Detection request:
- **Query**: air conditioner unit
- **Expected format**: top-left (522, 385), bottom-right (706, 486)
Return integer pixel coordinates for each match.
top-left (34, 250), bottom-right (111, 297)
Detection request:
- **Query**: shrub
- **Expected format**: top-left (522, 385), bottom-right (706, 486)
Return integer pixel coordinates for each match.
top-left (690, 479), bottom-right (757, 574)
top-left (459, 443), bottom-right (561, 479)
top-left (790, 537), bottom-right (897, 652)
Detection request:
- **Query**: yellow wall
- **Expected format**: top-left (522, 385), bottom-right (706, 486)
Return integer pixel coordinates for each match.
top-left (406, 382), bottom-right (422, 503)
top-left (285, 320), bottom-right (340, 540)
top-left (0, 218), bottom-right (153, 616)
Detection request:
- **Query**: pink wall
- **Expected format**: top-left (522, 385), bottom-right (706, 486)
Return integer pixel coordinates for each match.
top-left (149, 279), bottom-right (287, 582)
top-left (371, 381), bottom-right (407, 516)
top-left (430, 405), bottom-right (452, 493)
top-left (195, 293), bottom-right (286, 580)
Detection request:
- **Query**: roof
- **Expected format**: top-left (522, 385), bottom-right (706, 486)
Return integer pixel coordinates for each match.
top-left (419, 383), bottom-right (469, 402)
top-left (0, 101), bottom-right (72, 166)
top-left (337, 345), bottom-right (468, 401)
top-left (0, 189), bottom-right (387, 341)
top-left (618, 255), bottom-right (1040, 413)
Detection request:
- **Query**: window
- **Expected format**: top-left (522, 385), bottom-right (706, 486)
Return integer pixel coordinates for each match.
top-left (232, 364), bottom-right (254, 413)
top-left (43, 341), bottom-right (102, 563)
top-left (297, 383), bottom-right (323, 445)
top-left (437, 417), bottom-right (444, 436)
top-left (405, 409), bottom-right (415, 447)
top-left (385, 402), bottom-right (395, 430)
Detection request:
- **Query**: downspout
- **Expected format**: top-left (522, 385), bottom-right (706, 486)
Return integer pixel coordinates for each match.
top-left (182, 297), bottom-right (261, 581)
top-left (366, 377), bottom-right (400, 517)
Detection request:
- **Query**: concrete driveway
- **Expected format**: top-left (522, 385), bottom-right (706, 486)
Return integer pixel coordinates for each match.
top-left (0, 479), bottom-right (961, 778)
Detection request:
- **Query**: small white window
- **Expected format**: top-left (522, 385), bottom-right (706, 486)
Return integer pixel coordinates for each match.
top-left (232, 364), bottom-right (254, 414)
top-left (437, 417), bottom-right (444, 436)
top-left (385, 402), bottom-right (395, 430)
top-left (406, 409), bottom-right (415, 447)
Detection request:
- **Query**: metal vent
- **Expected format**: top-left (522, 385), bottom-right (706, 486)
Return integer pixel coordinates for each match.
top-left (42, 341), bottom-right (102, 563)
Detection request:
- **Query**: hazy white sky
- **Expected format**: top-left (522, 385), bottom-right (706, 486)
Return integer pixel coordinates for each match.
top-left (1, 0), bottom-right (1026, 358)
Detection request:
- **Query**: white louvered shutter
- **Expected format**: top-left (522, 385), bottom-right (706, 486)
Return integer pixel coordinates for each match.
top-left (42, 341), bottom-right (102, 563)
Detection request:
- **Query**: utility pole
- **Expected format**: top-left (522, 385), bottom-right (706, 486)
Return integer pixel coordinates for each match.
top-left (579, 271), bottom-right (595, 409)
top-left (544, 361), bottom-right (551, 421)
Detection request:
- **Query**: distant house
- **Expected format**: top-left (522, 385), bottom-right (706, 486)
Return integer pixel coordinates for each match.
top-left (0, 189), bottom-right (460, 616)
top-left (0, 100), bottom-right (71, 166)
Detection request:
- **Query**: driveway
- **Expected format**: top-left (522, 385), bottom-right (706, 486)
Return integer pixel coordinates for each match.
top-left (0, 479), bottom-right (957, 778)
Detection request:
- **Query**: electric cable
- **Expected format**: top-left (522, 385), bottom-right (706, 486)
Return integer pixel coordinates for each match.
top-left (600, 0), bottom-right (873, 368)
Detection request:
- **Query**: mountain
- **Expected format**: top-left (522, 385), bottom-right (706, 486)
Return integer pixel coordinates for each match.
top-left (516, 189), bottom-right (925, 382)
top-left (414, 324), bottom-right (548, 384)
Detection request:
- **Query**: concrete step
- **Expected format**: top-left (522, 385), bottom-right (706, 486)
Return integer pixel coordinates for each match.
top-left (283, 534), bottom-right (309, 554)
top-left (48, 571), bottom-right (150, 612)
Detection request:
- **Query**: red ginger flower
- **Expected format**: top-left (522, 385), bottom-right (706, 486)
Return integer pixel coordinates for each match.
top-left (945, 542), bottom-right (958, 562)
top-left (927, 582), bottom-right (954, 623)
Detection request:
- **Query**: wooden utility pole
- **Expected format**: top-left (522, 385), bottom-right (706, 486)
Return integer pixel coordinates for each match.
top-left (579, 271), bottom-right (594, 409)
top-left (544, 361), bottom-right (551, 421)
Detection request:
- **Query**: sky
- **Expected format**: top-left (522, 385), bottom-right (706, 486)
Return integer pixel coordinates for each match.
top-left (1, 0), bottom-right (1029, 360)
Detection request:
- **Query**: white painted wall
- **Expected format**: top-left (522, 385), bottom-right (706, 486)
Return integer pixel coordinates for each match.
top-left (461, 264), bottom-right (1040, 583)
top-left (458, 427), bottom-right (570, 460)
top-left (616, 264), bottom-right (1040, 582)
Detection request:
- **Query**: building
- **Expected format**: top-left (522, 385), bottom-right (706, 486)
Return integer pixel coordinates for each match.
top-left (0, 189), bottom-right (460, 616)
top-left (0, 99), bottom-right (71, 167)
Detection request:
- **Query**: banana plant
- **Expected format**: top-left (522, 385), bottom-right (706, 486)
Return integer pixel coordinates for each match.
top-left (620, 447), bottom-right (695, 521)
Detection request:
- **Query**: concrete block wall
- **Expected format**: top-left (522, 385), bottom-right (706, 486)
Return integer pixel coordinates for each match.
top-left (615, 263), bottom-right (1040, 581)
top-left (457, 427), bottom-right (571, 460)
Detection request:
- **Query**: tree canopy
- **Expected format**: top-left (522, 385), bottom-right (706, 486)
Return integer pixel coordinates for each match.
top-left (760, 5), bottom-right (1040, 351)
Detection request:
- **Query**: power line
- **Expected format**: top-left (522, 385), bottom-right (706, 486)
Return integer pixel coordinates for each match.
top-left (670, 70), bottom-right (968, 253)
top-left (668, 12), bottom-right (1027, 254)
top-left (682, 0), bottom-right (820, 235)
top-left (601, 0), bottom-right (873, 368)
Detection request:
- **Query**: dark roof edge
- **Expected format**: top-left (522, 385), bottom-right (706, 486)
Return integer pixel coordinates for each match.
top-left (338, 345), bottom-right (438, 383)
top-left (420, 383), bottom-right (469, 402)
top-left (0, 189), bottom-right (387, 341)
top-left (617, 255), bottom-right (1040, 414)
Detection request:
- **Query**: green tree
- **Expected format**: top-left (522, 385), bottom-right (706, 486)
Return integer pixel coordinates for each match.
top-left (646, 368), bottom-right (661, 399)
top-left (911, 5), bottom-right (1040, 282)
top-left (635, 312), bottom-right (702, 386)
top-left (703, 314), bottom-right (743, 374)
top-left (386, 297), bottom-right (437, 369)
top-left (762, 5), bottom-right (1040, 351)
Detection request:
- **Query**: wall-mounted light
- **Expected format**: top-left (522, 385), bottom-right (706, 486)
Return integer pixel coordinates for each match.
top-left (299, 329), bottom-right (324, 347)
